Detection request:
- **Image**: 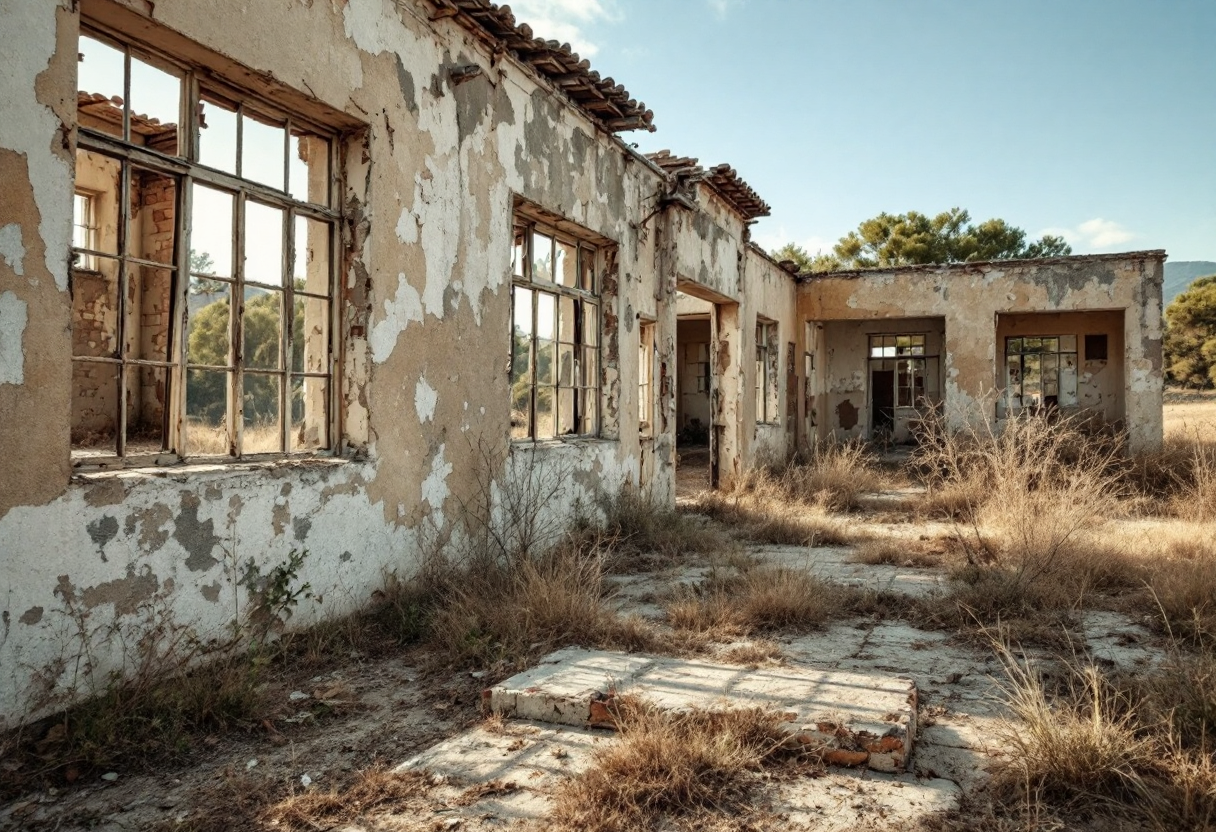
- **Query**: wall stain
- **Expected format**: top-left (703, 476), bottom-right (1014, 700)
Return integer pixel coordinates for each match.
top-left (174, 492), bottom-right (220, 572)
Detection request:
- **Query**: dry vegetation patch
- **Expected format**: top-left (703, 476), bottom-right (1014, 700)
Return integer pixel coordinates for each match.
top-left (666, 565), bottom-right (843, 639)
top-left (261, 768), bottom-right (441, 830)
top-left (549, 699), bottom-right (818, 832)
top-left (979, 646), bottom-right (1216, 831)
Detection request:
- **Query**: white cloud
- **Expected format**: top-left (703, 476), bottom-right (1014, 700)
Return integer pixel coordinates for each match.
top-left (706, 0), bottom-right (742, 18)
top-left (506, 0), bottom-right (617, 57)
top-left (753, 225), bottom-right (834, 258)
top-left (1038, 218), bottom-right (1138, 252)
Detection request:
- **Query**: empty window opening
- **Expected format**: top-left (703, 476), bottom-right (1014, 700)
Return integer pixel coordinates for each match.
top-left (1005, 336), bottom-right (1079, 411)
top-left (1085, 333), bottom-right (1109, 362)
top-left (510, 218), bottom-right (601, 441)
top-left (72, 28), bottom-right (338, 465)
top-left (639, 321), bottom-right (655, 436)
top-left (755, 320), bottom-right (778, 424)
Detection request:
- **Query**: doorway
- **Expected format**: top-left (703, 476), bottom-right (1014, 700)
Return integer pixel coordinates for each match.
top-left (871, 369), bottom-right (895, 435)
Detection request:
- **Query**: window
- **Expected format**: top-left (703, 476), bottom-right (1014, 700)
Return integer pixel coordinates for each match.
top-left (755, 320), bottom-right (777, 423)
top-left (72, 192), bottom-right (99, 271)
top-left (868, 334), bottom-right (934, 408)
top-left (1005, 336), bottom-right (1079, 410)
top-left (1085, 334), bottom-right (1109, 362)
top-left (71, 29), bottom-right (338, 464)
top-left (639, 321), bottom-right (655, 436)
top-left (510, 220), bottom-right (600, 440)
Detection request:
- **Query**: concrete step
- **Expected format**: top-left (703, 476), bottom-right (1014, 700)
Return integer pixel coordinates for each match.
top-left (484, 647), bottom-right (918, 772)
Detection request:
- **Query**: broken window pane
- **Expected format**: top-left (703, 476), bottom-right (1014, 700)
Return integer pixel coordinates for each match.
top-left (291, 375), bottom-right (328, 451)
top-left (129, 167), bottom-right (177, 262)
top-left (580, 389), bottom-right (598, 435)
top-left (126, 365), bottom-right (168, 455)
top-left (72, 257), bottom-right (120, 359)
top-left (536, 337), bottom-right (555, 386)
top-left (198, 92), bottom-right (238, 174)
top-left (191, 183), bottom-right (234, 277)
top-left (557, 388), bottom-right (576, 436)
top-left (71, 362), bottom-right (120, 454)
top-left (580, 247), bottom-right (595, 292)
top-left (78, 35), bottom-right (126, 140)
top-left (242, 110), bottom-right (286, 190)
top-left (534, 385), bottom-right (555, 440)
top-left (129, 53), bottom-right (181, 155)
top-left (535, 292), bottom-right (555, 341)
top-left (129, 264), bottom-right (174, 363)
top-left (556, 240), bottom-right (578, 288)
top-left (185, 368), bottom-right (230, 456)
top-left (244, 201), bottom-right (284, 285)
top-left (243, 287), bottom-right (282, 371)
top-left (557, 343), bottom-right (574, 387)
top-left (289, 128), bottom-right (330, 204)
top-left (583, 303), bottom-right (599, 346)
top-left (532, 232), bottom-right (553, 282)
top-left (512, 227), bottom-right (527, 279)
top-left (558, 295), bottom-right (577, 343)
top-left (242, 373), bottom-right (281, 453)
top-left (293, 215), bottom-right (331, 295)
top-left (186, 282), bottom-right (231, 367)
top-left (292, 294), bottom-right (329, 374)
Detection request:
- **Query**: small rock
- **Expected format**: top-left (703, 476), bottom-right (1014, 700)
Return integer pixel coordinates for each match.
top-left (444, 819), bottom-right (463, 829)
top-left (288, 691), bottom-right (310, 701)
top-left (470, 671), bottom-right (487, 679)
top-left (246, 759), bottom-right (259, 770)
top-left (300, 773), bottom-right (312, 787)
top-left (100, 772), bottom-right (119, 782)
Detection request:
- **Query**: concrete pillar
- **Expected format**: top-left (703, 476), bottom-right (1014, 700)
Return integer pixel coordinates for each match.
top-left (711, 301), bottom-right (743, 489)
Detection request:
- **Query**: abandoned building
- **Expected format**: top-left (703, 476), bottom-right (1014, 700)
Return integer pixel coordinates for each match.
top-left (0, 0), bottom-right (1164, 728)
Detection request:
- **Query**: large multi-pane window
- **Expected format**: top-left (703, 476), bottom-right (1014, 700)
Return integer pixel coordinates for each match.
top-left (868, 334), bottom-right (930, 407)
top-left (510, 220), bottom-right (600, 440)
top-left (71, 28), bottom-right (338, 464)
top-left (1005, 336), bottom-right (1079, 410)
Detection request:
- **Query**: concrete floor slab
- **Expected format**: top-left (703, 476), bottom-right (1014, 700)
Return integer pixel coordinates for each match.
top-left (486, 647), bottom-right (918, 772)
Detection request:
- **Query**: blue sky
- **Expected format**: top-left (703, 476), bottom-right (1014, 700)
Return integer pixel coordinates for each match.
top-left (507, 0), bottom-right (1215, 262)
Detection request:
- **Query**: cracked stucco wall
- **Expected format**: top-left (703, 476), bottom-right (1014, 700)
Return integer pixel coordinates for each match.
top-left (798, 254), bottom-right (1164, 450)
top-left (0, 0), bottom-right (795, 727)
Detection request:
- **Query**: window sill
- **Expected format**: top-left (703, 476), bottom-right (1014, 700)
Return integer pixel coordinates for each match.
top-left (71, 454), bottom-right (353, 485)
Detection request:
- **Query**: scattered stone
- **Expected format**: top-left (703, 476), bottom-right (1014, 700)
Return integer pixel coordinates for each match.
top-left (288, 691), bottom-right (310, 701)
top-left (100, 772), bottom-right (118, 782)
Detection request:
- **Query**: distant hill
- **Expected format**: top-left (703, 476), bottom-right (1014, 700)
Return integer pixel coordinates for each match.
top-left (1164, 261), bottom-right (1216, 307)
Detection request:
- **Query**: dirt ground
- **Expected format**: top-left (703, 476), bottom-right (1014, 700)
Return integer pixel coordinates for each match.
top-left (1, 402), bottom-right (1211, 830)
top-left (0, 491), bottom-right (1180, 830)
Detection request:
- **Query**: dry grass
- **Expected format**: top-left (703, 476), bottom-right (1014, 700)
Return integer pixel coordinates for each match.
top-left (549, 699), bottom-right (817, 832)
top-left (849, 536), bottom-right (953, 568)
top-left (426, 542), bottom-right (662, 670)
top-left (690, 481), bottom-right (861, 547)
top-left (719, 640), bottom-right (787, 667)
top-left (985, 644), bottom-right (1216, 830)
top-left (587, 490), bottom-right (733, 571)
top-left (779, 440), bottom-right (887, 511)
top-left (1164, 388), bottom-right (1216, 445)
top-left (262, 768), bottom-right (440, 830)
top-left (666, 565), bottom-right (842, 638)
top-left (907, 413), bottom-right (1158, 637)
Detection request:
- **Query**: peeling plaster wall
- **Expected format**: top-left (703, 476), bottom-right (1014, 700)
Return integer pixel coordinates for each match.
top-left (0, 0), bottom-right (783, 726)
top-left (799, 254), bottom-right (1164, 450)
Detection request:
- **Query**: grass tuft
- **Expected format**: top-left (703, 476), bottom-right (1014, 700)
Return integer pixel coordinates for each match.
top-left (550, 699), bottom-right (817, 832)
